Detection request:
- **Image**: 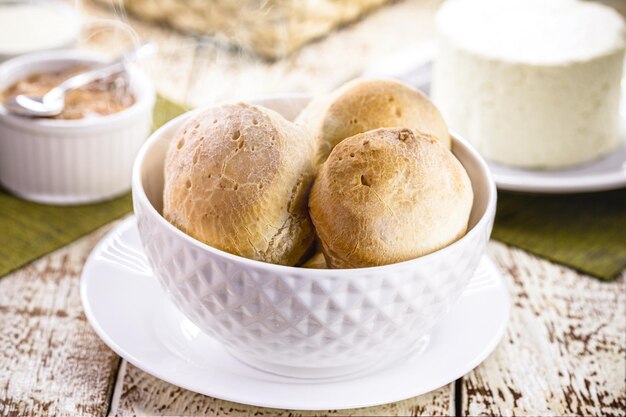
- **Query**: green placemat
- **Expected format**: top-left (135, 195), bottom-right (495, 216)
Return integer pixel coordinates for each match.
top-left (0, 96), bottom-right (624, 280)
top-left (493, 189), bottom-right (626, 280)
top-left (0, 95), bottom-right (187, 279)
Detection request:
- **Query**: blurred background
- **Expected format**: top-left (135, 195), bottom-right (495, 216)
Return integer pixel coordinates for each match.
top-left (79, 0), bottom-right (447, 105)
top-left (73, 0), bottom-right (624, 106)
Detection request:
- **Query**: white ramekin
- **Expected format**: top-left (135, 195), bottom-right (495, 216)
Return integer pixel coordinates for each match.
top-left (0, 49), bottom-right (155, 204)
top-left (132, 95), bottom-right (497, 379)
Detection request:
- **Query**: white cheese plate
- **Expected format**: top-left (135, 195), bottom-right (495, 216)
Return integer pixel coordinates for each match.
top-left (364, 51), bottom-right (626, 193)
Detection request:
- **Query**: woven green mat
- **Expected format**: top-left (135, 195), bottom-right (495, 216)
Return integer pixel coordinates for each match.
top-left (0, 96), bottom-right (187, 279)
top-left (0, 96), bottom-right (624, 280)
top-left (493, 189), bottom-right (626, 280)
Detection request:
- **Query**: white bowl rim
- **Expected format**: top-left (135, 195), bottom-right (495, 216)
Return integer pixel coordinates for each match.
top-left (0, 49), bottom-right (155, 129)
top-left (132, 97), bottom-right (497, 276)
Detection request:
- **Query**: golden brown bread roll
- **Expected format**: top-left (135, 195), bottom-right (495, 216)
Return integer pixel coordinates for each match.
top-left (163, 102), bottom-right (316, 266)
top-left (309, 127), bottom-right (473, 268)
top-left (296, 78), bottom-right (451, 166)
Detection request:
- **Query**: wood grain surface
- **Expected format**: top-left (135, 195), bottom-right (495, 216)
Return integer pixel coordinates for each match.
top-left (463, 245), bottom-right (626, 417)
top-left (0, 222), bottom-right (122, 417)
top-left (111, 362), bottom-right (453, 416)
top-left (2, 230), bottom-right (624, 416)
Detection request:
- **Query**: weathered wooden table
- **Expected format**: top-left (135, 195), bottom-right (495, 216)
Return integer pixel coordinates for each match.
top-left (1, 1), bottom-right (625, 415)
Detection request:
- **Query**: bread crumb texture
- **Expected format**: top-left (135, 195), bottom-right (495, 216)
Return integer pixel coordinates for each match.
top-left (309, 127), bottom-right (473, 268)
top-left (296, 78), bottom-right (451, 167)
top-left (163, 102), bottom-right (317, 266)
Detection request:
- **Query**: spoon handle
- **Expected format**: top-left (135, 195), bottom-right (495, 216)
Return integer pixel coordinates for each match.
top-left (44, 42), bottom-right (156, 103)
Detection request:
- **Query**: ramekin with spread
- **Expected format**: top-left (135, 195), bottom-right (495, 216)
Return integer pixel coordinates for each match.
top-left (0, 65), bottom-right (136, 120)
top-left (0, 49), bottom-right (156, 204)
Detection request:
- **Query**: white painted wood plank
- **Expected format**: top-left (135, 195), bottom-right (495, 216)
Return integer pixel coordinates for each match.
top-left (461, 243), bottom-right (626, 416)
top-left (112, 362), bottom-right (454, 416)
top-left (0, 222), bottom-right (122, 416)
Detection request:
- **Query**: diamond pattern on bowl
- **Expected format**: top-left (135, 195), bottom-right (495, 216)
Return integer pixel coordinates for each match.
top-left (134, 196), bottom-right (492, 374)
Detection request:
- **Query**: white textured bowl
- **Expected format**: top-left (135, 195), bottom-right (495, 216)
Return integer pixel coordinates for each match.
top-left (0, 50), bottom-right (155, 204)
top-left (132, 95), bottom-right (497, 378)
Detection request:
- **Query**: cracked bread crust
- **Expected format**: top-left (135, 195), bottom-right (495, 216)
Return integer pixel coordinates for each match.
top-left (309, 127), bottom-right (472, 269)
top-left (296, 78), bottom-right (451, 167)
top-left (163, 102), bottom-right (316, 266)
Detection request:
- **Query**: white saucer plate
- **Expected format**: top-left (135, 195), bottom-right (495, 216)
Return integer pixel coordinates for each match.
top-left (365, 55), bottom-right (626, 193)
top-left (486, 142), bottom-right (626, 193)
top-left (81, 217), bottom-right (510, 410)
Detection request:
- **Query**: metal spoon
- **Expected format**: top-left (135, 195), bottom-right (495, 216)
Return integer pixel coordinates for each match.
top-left (4, 42), bottom-right (156, 118)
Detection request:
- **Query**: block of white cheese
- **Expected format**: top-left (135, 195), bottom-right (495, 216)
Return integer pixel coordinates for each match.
top-left (431, 0), bottom-right (626, 169)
